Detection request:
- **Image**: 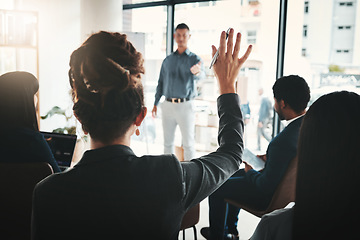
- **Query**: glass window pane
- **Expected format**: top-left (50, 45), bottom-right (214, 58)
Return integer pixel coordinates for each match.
top-left (174, 0), bottom-right (280, 153)
top-left (284, 1), bottom-right (360, 108)
top-left (123, 6), bottom-right (167, 154)
top-left (123, 6), bottom-right (167, 107)
top-left (123, 0), bottom-right (162, 4)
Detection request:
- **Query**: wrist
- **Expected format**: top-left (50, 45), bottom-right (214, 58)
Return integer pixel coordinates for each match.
top-left (219, 86), bottom-right (236, 95)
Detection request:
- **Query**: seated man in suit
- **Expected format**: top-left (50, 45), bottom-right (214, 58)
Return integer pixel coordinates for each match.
top-left (201, 75), bottom-right (310, 240)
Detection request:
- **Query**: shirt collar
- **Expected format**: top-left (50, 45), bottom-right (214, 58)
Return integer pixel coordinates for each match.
top-left (175, 48), bottom-right (190, 55)
top-left (283, 113), bottom-right (305, 127)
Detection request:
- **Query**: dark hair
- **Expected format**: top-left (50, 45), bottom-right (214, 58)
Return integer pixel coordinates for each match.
top-left (293, 91), bottom-right (360, 239)
top-left (69, 31), bottom-right (145, 144)
top-left (0, 71), bottom-right (39, 131)
top-left (175, 23), bottom-right (190, 31)
top-left (272, 75), bottom-right (310, 113)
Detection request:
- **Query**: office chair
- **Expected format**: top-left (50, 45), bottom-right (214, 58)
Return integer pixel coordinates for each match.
top-left (0, 162), bottom-right (54, 240)
top-left (180, 203), bottom-right (200, 240)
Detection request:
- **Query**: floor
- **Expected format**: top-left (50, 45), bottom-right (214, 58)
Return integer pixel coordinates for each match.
top-left (180, 199), bottom-right (261, 240)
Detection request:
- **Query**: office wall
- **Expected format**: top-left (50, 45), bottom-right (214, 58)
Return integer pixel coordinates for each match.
top-left (9, 0), bottom-right (123, 131)
top-left (80, 0), bottom-right (123, 42)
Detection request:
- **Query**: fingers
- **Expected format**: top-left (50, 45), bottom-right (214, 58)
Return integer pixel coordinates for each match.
top-left (233, 32), bottom-right (241, 60)
top-left (211, 46), bottom-right (216, 60)
top-left (238, 44), bottom-right (252, 65)
top-left (218, 31), bottom-right (226, 58)
top-left (211, 46), bottom-right (218, 59)
top-left (226, 28), bottom-right (234, 59)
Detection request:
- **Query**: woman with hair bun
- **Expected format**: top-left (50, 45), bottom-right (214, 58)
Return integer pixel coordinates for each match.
top-left (32, 29), bottom-right (252, 239)
top-left (0, 71), bottom-right (60, 172)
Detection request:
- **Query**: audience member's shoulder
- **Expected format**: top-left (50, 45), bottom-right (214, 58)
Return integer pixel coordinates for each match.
top-left (140, 153), bottom-right (178, 165)
top-left (35, 170), bottom-right (66, 191)
top-left (252, 207), bottom-right (294, 240)
top-left (12, 127), bottom-right (40, 138)
top-left (262, 206), bottom-right (294, 222)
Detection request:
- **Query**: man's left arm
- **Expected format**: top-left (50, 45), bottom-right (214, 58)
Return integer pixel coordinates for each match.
top-left (245, 142), bottom-right (294, 195)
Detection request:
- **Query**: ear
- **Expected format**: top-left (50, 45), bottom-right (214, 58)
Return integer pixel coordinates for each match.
top-left (173, 33), bottom-right (176, 39)
top-left (279, 99), bottom-right (287, 109)
top-left (135, 107), bottom-right (147, 126)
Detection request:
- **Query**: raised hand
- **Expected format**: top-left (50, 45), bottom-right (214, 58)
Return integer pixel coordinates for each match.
top-left (212, 28), bottom-right (252, 95)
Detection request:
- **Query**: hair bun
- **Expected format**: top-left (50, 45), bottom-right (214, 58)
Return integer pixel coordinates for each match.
top-left (69, 31), bottom-right (145, 143)
top-left (79, 51), bottom-right (132, 96)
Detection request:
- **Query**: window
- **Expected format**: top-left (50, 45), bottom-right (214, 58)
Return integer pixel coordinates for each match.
top-left (336, 49), bottom-right (350, 53)
top-left (285, 1), bottom-right (360, 109)
top-left (248, 0), bottom-right (259, 5)
top-left (303, 25), bottom-right (308, 37)
top-left (247, 30), bottom-right (257, 44)
top-left (173, 0), bottom-right (279, 152)
top-left (339, 1), bottom-right (354, 6)
top-left (304, 1), bottom-right (309, 13)
top-left (122, 0), bottom-right (360, 155)
top-left (338, 25), bottom-right (352, 30)
top-left (122, 6), bottom-right (167, 109)
top-left (302, 48), bottom-right (306, 56)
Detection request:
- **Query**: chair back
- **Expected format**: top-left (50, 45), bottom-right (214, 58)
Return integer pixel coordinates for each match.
top-left (180, 204), bottom-right (200, 230)
top-left (226, 156), bottom-right (298, 218)
top-left (265, 156), bottom-right (297, 213)
top-left (180, 204), bottom-right (200, 240)
top-left (0, 162), bottom-right (53, 240)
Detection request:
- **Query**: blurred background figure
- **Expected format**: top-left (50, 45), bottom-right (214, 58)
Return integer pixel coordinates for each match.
top-left (240, 102), bottom-right (251, 126)
top-left (257, 87), bottom-right (272, 151)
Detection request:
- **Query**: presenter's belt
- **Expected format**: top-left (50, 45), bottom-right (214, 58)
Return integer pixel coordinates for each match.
top-left (166, 98), bottom-right (190, 103)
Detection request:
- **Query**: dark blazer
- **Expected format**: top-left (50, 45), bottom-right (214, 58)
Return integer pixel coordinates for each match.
top-left (31, 93), bottom-right (244, 240)
top-left (0, 128), bottom-right (60, 173)
top-left (246, 116), bottom-right (304, 199)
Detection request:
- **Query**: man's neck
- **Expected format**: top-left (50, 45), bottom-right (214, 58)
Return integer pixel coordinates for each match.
top-left (286, 110), bottom-right (306, 121)
top-left (177, 47), bottom-right (187, 54)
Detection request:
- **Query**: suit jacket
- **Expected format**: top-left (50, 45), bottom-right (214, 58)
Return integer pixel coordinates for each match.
top-left (31, 93), bottom-right (244, 240)
top-left (246, 116), bottom-right (304, 199)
